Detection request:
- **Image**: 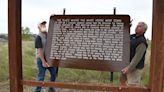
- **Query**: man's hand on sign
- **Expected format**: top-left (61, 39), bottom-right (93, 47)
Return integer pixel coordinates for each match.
top-left (121, 66), bottom-right (129, 74)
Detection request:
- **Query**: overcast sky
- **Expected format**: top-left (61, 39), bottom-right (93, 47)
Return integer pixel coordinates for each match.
top-left (0, 0), bottom-right (152, 39)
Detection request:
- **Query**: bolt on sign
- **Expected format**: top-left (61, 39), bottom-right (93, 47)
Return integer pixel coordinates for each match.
top-left (45, 15), bottom-right (130, 72)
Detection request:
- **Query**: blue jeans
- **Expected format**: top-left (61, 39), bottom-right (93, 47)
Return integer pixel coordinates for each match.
top-left (34, 58), bottom-right (57, 92)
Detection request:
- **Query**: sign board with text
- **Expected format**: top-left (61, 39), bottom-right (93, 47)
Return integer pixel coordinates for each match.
top-left (45, 15), bottom-right (130, 72)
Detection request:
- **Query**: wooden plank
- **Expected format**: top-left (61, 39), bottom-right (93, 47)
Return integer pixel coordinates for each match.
top-left (22, 80), bottom-right (149, 92)
top-left (8, 0), bottom-right (23, 92)
top-left (150, 0), bottom-right (164, 92)
top-left (49, 59), bottom-right (129, 71)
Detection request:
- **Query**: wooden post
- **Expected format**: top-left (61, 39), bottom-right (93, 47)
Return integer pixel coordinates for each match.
top-left (113, 7), bottom-right (116, 15)
top-left (8, 0), bottom-right (23, 92)
top-left (150, 0), bottom-right (164, 92)
top-left (110, 72), bottom-right (113, 83)
top-left (63, 8), bottom-right (66, 15)
top-left (110, 7), bottom-right (116, 83)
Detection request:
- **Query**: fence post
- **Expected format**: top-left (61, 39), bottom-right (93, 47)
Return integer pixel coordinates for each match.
top-left (8, 0), bottom-right (23, 92)
top-left (150, 0), bottom-right (164, 92)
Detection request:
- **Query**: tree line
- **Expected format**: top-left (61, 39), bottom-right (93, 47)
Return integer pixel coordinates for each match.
top-left (0, 27), bottom-right (36, 41)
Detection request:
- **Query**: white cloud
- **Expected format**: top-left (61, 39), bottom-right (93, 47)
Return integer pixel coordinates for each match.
top-left (1, 0), bottom-right (153, 39)
top-left (0, 0), bottom-right (8, 33)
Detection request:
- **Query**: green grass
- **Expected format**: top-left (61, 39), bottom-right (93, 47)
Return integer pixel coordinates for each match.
top-left (0, 42), bottom-right (9, 81)
top-left (22, 41), bottom-right (37, 80)
top-left (0, 41), bottom-right (150, 86)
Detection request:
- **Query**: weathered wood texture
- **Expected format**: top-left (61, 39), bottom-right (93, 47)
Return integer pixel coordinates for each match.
top-left (46, 15), bottom-right (130, 72)
top-left (8, 0), bottom-right (23, 92)
top-left (150, 0), bottom-right (164, 92)
top-left (23, 80), bottom-right (149, 92)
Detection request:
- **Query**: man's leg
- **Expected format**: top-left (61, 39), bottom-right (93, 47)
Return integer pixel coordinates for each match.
top-left (47, 67), bottom-right (57, 92)
top-left (34, 58), bottom-right (46, 92)
top-left (127, 69), bottom-right (143, 86)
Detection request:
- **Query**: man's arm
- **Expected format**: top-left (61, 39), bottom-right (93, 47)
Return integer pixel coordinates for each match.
top-left (35, 36), bottom-right (49, 67)
top-left (128, 43), bottom-right (147, 72)
top-left (122, 43), bottom-right (146, 74)
top-left (37, 48), bottom-right (49, 67)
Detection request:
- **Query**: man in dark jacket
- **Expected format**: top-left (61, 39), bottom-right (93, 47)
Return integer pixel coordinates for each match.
top-left (121, 22), bottom-right (148, 86)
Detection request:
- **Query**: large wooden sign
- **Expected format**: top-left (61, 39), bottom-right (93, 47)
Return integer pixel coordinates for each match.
top-left (45, 15), bottom-right (130, 71)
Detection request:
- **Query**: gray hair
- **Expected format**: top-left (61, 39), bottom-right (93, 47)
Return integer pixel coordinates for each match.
top-left (139, 22), bottom-right (148, 31)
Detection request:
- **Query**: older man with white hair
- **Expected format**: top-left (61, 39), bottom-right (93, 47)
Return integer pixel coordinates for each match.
top-left (34, 21), bottom-right (57, 92)
top-left (121, 22), bottom-right (148, 86)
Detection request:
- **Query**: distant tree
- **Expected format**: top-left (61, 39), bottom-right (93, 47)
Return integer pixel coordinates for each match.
top-left (22, 27), bottom-right (32, 41)
top-left (0, 34), bottom-right (8, 40)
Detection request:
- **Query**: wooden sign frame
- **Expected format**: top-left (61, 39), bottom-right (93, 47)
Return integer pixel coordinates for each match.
top-left (8, 0), bottom-right (164, 92)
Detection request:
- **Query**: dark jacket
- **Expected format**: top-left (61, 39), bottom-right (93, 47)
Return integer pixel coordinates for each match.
top-left (130, 34), bottom-right (148, 69)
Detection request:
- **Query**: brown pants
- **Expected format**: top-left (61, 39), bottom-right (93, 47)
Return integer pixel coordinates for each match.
top-left (120, 69), bottom-right (143, 86)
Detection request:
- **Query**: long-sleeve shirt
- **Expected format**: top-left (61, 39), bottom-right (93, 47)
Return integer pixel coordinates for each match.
top-left (128, 43), bottom-right (147, 72)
